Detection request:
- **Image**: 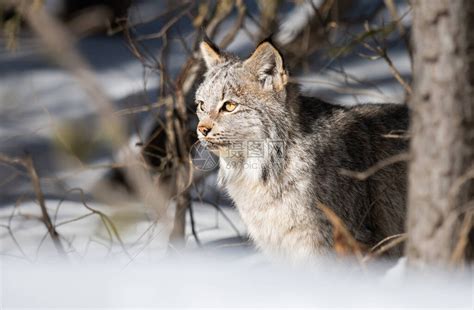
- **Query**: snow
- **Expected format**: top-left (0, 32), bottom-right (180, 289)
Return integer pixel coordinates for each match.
top-left (0, 1), bottom-right (472, 308)
top-left (383, 257), bottom-right (408, 282)
top-left (1, 256), bottom-right (472, 308)
top-left (0, 199), bottom-right (248, 262)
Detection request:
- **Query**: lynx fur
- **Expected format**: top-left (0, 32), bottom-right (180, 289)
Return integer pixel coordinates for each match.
top-left (195, 39), bottom-right (408, 264)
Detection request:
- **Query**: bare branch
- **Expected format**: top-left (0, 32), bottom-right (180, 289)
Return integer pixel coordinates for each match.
top-left (363, 233), bottom-right (407, 262)
top-left (339, 153), bottom-right (410, 181)
top-left (0, 154), bottom-right (66, 256)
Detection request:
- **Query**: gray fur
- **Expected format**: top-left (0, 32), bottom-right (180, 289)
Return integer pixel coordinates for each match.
top-left (195, 41), bottom-right (408, 263)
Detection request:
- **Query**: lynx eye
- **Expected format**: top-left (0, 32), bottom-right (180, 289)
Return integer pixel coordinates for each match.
top-left (195, 100), bottom-right (204, 112)
top-left (222, 101), bottom-right (237, 113)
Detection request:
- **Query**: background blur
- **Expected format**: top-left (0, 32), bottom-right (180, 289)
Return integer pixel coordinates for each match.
top-left (0, 0), bottom-right (411, 256)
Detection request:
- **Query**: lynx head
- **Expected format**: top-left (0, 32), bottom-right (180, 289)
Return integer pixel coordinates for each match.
top-left (195, 38), bottom-right (293, 155)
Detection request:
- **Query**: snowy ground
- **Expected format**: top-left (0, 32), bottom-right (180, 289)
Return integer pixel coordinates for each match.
top-left (1, 1), bottom-right (472, 308)
top-left (1, 257), bottom-right (472, 308)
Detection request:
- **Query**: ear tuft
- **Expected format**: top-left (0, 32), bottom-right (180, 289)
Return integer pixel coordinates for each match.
top-left (200, 36), bottom-right (223, 68)
top-left (243, 41), bottom-right (288, 91)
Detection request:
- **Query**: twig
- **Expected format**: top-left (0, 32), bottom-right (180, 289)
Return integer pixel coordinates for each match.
top-left (191, 181), bottom-right (242, 238)
top-left (219, 0), bottom-right (246, 48)
top-left (0, 198), bottom-right (29, 260)
top-left (380, 47), bottom-right (412, 96)
top-left (339, 153), bottom-right (410, 181)
top-left (0, 153), bottom-right (66, 256)
top-left (292, 77), bottom-right (400, 102)
top-left (122, 216), bottom-right (174, 269)
top-left (362, 233), bottom-right (407, 262)
top-left (24, 156), bottom-right (66, 255)
top-left (317, 204), bottom-right (366, 266)
top-left (382, 130), bottom-right (410, 139)
top-left (55, 212), bottom-right (95, 228)
top-left (188, 202), bottom-right (202, 247)
top-left (136, 4), bottom-right (193, 41)
top-left (362, 21), bottom-right (412, 96)
top-left (448, 168), bottom-right (474, 208)
top-left (383, 0), bottom-right (413, 66)
top-left (69, 188), bottom-right (133, 259)
top-left (450, 207), bottom-right (474, 264)
top-left (113, 101), bottom-right (165, 117)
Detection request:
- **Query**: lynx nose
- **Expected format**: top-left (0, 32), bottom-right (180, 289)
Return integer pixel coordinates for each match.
top-left (198, 124), bottom-right (212, 136)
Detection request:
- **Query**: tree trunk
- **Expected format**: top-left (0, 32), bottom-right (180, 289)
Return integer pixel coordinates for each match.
top-left (407, 0), bottom-right (474, 265)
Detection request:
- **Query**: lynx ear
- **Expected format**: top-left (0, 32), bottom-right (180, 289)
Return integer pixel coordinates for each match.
top-left (200, 39), bottom-right (223, 69)
top-left (243, 41), bottom-right (288, 91)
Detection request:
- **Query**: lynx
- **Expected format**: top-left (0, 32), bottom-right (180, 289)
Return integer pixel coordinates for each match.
top-left (195, 38), bottom-right (408, 264)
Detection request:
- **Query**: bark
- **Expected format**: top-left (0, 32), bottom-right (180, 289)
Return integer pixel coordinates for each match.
top-left (407, 0), bottom-right (474, 265)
